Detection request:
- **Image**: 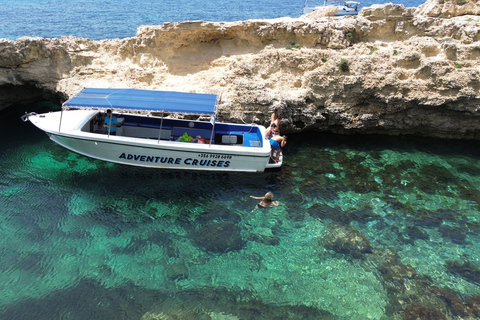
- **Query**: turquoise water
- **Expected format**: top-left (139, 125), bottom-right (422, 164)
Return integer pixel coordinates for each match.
top-left (0, 0), bottom-right (426, 40)
top-left (1, 104), bottom-right (480, 319)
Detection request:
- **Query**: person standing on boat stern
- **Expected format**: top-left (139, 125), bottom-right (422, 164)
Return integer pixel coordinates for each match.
top-left (271, 107), bottom-right (281, 126)
top-left (104, 109), bottom-right (117, 135)
top-left (250, 192), bottom-right (279, 210)
top-left (270, 135), bottom-right (286, 163)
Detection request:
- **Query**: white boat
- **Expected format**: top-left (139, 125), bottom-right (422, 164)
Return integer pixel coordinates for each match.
top-left (21, 88), bottom-right (283, 173)
top-left (303, 0), bottom-right (361, 15)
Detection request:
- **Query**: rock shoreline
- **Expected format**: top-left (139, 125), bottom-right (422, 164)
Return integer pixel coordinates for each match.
top-left (1, 0), bottom-right (480, 139)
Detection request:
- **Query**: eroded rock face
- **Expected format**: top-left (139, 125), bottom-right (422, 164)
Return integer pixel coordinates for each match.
top-left (416, 0), bottom-right (480, 17)
top-left (1, 1), bottom-right (480, 139)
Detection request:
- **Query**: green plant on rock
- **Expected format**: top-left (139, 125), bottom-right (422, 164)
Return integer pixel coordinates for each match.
top-left (339, 59), bottom-right (349, 72)
top-left (321, 57), bottom-right (328, 63)
top-left (346, 32), bottom-right (355, 41)
top-left (457, 0), bottom-right (466, 5)
top-left (454, 63), bottom-right (463, 68)
top-left (438, 13), bottom-right (446, 19)
top-left (393, 49), bottom-right (398, 55)
top-left (286, 43), bottom-right (301, 50)
top-left (411, 53), bottom-right (421, 60)
top-left (369, 47), bottom-right (379, 55)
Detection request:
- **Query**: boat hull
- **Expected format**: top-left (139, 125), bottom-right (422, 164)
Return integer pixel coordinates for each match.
top-left (24, 109), bottom-right (281, 172)
top-left (303, 2), bottom-right (361, 15)
top-left (303, 6), bottom-right (359, 15)
top-left (49, 133), bottom-right (271, 172)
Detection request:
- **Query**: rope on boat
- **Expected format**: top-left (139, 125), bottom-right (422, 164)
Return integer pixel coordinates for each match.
top-left (20, 112), bottom-right (37, 122)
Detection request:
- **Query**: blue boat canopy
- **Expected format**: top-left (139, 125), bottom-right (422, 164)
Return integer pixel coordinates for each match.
top-left (63, 88), bottom-right (218, 115)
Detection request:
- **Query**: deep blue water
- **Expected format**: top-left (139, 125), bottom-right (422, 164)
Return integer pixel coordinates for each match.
top-left (0, 0), bottom-right (426, 40)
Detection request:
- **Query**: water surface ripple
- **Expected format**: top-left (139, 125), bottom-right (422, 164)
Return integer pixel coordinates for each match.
top-left (2, 105), bottom-right (480, 319)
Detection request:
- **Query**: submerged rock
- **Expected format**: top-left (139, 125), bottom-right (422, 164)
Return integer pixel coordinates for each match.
top-left (321, 222), bottom-right (372, 258)
top-left (192, 221), bottom-right (245, 254)
top-left (248, 227), bottom-right (280, 246)
top-left (404, 302), bottom-right (447, 320)
top-left (430, 286), bottom-right (471, 317)
top-left (370, 248), bottom-right (417, 281)
top-left (165, 260), bottom-right (189, 281)
top-left (445, 260), bottom-right (480, 285)
top-left (466, 294), bottom-right (480, 317)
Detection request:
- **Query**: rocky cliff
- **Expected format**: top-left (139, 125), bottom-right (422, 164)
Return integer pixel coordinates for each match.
top-left (1, 0), bottom-right (480, 139)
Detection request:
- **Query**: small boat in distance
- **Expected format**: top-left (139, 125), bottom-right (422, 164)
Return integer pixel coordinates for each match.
top-left (21, 88), bottom-right (283, 172)
top-left (303, 0), bottom-right (361, 16)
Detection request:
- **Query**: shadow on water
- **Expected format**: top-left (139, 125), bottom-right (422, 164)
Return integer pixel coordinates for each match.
top-left (285, 131), bottom-right (480, 159)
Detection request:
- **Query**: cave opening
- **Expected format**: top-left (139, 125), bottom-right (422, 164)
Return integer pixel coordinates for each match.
top-left (0, 84), bottom-right (65, 122)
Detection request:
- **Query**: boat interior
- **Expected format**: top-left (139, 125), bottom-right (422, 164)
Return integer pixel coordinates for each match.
top-left (82, 111), bottom-right (264, 148)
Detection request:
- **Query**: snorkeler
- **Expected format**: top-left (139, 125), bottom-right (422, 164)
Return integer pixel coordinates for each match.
top-left (250, 191), bottom-right (279, 211)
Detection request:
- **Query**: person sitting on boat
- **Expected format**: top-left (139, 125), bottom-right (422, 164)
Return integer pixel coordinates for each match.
top-left (250, 192), bottom-right (279, 210)
top-left (269, 135), bottom-right (287, 163)
top-left (104, 109), bottom-right (118, 135)
top-left (194, 135), bottom-right (209, 144)
top-left (265, 122), bottom-right (280, 140)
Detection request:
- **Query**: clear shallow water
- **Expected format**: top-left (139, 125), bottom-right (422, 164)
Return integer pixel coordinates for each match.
top-left (1, 104), bottom-right (480, 319)
top-left (0, 0), bottom-right (427, 40)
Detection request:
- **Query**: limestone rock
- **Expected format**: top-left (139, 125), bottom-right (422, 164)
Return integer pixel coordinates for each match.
top-left (416, 0), bottom-right (480, 17)
top-left (2, 3), bottom-right (480, 139)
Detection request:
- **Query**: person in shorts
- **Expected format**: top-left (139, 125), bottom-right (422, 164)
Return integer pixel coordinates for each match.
top-left (269, 135), bottom-right (286, 163)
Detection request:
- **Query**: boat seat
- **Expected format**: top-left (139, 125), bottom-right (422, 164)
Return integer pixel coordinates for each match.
top-left (214, 133), bottom-right (243, 145)
top-left (123, 121), bottom-right (171, 129)
top-left (243, 132), bottom-right (261, 147)
top-left (171, 127), bottom-right (212, 140)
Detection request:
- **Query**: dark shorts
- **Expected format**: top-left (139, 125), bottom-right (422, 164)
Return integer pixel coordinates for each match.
top-left (270, 139), bottom-right (280, 150)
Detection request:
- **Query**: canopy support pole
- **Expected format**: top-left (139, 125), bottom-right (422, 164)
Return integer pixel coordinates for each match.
top-left (107, 110), bottom-right (112, 137)
top-left (209, 116), bottom-right (216, 147)
top-left (58, 109), bottom-right (64, 132)
top-left (157, 112), bottom-right (164, 143)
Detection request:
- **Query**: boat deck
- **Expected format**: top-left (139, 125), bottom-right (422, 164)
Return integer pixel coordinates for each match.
top-left (85, 111), bottom-right (264, 148)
